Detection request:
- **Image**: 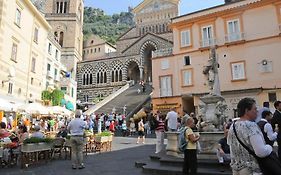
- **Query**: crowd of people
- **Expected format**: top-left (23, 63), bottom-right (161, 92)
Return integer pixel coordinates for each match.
top-left (2, 97), bottom-right (281, 174)
top-left (170, 98), bottom-right (281, 175)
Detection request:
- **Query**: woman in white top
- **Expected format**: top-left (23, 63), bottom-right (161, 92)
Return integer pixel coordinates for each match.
top-left (228, 98), bottom-right (272, 175)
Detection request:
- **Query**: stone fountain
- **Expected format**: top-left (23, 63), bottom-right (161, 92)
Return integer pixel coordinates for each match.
top-left (164, 47), bottom-right (228, 157)
top-left (198, 47), bottom-right (228, 154)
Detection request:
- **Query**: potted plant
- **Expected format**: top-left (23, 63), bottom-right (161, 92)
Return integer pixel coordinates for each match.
top-left (95, 131), bottom-right (112, 143)
top-left (21, 137), bottom-right (54, 152)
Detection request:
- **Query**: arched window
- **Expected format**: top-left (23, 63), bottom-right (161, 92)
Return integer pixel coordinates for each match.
top-left (64, 2), bottom-right (67, 13)
top-left (104, 72), bottom-right (107, 83)
top-left (119, 70), bottom-right (122, 81)
top-left (110, 61), bottom-right (123, 82)
top-left (95, 63), bottom-right (107, 84)
top-left (86, 74), bottom-right (90, 85)
top-left (100, 73), bottom-right (103, 84)
top-left (97, 72), bottom-right (100, 84)
top-left (54, 32), bottom-right (58, 41)
top-left (115, 70), bottom-right (118, 82)
top-left (159, 24), bottom-right (162, 33)
top-left (60, 2), bottom-right (63, 13)
top-left (59, 32), bottom-right (64, 46)
top-left (89, 74), bottom-right (92, 84)
top-left (81, 65), bottom-right (94, 86)
top-left (82, 74), bottom-right (86, 85)
top-left (142, 27), bottom-right (145, 35)
top-left (162, 24), bottom-right (165, 32)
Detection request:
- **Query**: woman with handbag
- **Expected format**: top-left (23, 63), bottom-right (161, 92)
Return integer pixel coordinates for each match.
top-left (227, 98), bottom-right (281, 175)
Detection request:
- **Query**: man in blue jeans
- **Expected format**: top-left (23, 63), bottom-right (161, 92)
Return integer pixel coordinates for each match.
top-left (67, 110), bottom-right (87, 169)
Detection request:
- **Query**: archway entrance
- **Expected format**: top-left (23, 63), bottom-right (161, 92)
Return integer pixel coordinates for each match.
top-left (141, 42), bottom-right (156, 82)
top-left (127, 61), bottom-right (140, 84)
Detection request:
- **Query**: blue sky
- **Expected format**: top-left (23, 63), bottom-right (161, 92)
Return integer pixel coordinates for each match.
top-left (84, 0), bottom-right (225, 15)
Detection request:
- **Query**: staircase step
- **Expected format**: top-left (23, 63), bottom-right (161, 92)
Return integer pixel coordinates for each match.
top-left (159, 156), bottom-right (221, 168)
top-left (142, 161), bottom-right (231, 175)
top-left (95, 84), bottom-right (152, 115)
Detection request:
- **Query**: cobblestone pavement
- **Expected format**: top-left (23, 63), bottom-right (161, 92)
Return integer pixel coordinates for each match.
top-left (0, 136), bottom-right (157, 175)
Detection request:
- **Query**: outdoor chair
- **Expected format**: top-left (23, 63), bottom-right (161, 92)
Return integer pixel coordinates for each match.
top-left (51, 138), bottom-right (65, 159)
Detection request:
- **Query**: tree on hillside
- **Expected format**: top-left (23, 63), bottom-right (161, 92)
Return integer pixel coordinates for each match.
top-left (83, 7), bottom-right (135, 44)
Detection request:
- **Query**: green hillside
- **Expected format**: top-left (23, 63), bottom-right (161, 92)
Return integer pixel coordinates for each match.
top-left (83, 7), bottom-right (135, 44)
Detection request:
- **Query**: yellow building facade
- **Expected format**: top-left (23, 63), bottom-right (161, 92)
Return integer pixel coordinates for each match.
top-left (0, 0), bottom-right (51, 104)
top-left (152, 0), bottom-right (281, 117)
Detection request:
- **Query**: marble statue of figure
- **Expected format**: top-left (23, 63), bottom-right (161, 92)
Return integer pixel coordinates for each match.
top-left (203, 47), bottom-right (220, 95)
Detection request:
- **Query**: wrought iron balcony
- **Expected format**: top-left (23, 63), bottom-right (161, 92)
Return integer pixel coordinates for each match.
top-left (152, 48), bottom-right (173, 58)
top-left (225, 32), bottom-right (245, 43)
top-left (47, 71), bottom-right (53, 79)
top-left (200, 38), bottom-right (217, 48)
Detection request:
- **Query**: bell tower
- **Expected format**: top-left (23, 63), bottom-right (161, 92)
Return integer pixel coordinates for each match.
top-left (44, 0), bottom-right (84, 103)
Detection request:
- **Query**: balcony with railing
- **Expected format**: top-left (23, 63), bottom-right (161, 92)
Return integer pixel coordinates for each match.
top-left (152, 48), bottom-right (173, 58)
top-left (54, 75), bottom-right (60, 82)
top-left (225, 32), bottom-right (246, 45)
top-left (47, 71), bottom-right (53, 79)
top-left (199, 38), bottom-right (217, 50)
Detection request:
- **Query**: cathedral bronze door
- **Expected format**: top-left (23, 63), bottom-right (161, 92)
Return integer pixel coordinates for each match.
top-left (127, 61), bottom-right (140, 84)
top-left (142, 43), bottom-right (156, 83)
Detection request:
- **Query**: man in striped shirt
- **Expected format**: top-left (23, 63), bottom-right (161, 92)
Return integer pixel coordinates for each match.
top-left (155, 115), bottom-right (165, 153)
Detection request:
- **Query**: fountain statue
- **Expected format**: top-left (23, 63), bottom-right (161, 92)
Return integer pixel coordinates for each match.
top-left (192, 47), bottom-right (229, 155)
top-left (198, 47), bottom-right (228, 132)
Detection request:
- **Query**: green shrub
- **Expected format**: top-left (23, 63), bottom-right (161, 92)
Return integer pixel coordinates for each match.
top-left (23, 137), bottom-right (54, 144)
top-left (96, 131), bottom-right (112, 137)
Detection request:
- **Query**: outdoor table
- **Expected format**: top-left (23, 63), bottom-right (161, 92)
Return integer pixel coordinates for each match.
top-left (20, 143), bottom-right (52, 168)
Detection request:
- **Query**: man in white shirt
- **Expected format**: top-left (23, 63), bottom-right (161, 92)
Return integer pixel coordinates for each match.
top-left (165, 108), bottom-right (178, 131)
top-left (257, 110), bottom-right (277, 147)
top-left (67, 110), bottom-right (87, 169)
top-left (256, 102), bottom-right (270, 123)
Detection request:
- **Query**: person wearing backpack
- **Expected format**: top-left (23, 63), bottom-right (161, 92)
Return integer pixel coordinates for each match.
top-left (182, 117), bottom-right (200, 175)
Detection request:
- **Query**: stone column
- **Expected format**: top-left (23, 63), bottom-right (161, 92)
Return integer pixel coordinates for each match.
top-left (165, 131), bottom-right (180, 157)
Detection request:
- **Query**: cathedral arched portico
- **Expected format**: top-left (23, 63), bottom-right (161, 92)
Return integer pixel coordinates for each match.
top-left (140, 40), bottom-right (158, 82)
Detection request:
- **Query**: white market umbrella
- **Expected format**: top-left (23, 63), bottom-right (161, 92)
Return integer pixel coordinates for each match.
top-left (48, 106), bottom-right (73, 116)
top-left (0, 98), bottom-right (16, 111)
top-left (18, 103), bottom-right (49, 114)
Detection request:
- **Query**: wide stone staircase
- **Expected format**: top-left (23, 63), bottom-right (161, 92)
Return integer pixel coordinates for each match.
top-left (135, 152), bottom-right (232, 175)
top-left (95, 84), bottom-right (152, 115)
